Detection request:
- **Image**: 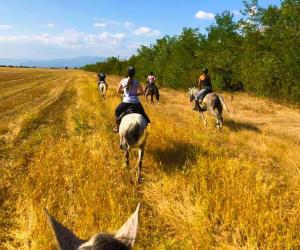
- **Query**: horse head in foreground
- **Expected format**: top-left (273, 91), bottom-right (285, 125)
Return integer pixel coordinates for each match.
top-left (189, 87), bottom-right (229, 129)
top-left (119, 113), bottom-right (148, 183)
top-left (98, 81), bottom-right (107, 99)
top-left (45, 203), bottom-right (140, 250)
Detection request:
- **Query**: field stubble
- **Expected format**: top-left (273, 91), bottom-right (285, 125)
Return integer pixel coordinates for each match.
top-left (0, 67), bottom-right (300, 249)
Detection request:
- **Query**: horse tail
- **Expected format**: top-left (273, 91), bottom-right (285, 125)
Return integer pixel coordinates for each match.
top-left (125, 122), bottom-right (141, 146)
top-left (219, 95), bottom-right (230, 113)
top-left (99, 83), bottom-right (107, 96)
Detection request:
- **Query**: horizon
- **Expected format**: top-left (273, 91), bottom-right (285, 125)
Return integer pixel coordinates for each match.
top-left (0, 0), bottom-right (280, 60)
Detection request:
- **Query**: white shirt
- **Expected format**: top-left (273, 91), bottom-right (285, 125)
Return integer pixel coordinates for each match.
top-left (120, 78), bottom-right (140, 103)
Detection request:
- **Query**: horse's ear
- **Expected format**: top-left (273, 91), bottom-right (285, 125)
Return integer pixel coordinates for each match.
top-left (115, 203), bottom-right (140, 248)
top-left (44, 208), bottom-right (85, 250)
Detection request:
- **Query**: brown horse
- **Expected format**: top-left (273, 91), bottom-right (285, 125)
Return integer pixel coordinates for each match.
top-left (145, 85), bottom-right (159, 105)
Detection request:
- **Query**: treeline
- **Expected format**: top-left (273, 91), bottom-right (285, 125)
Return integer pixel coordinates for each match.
top-left (0, 65), bottom-right (37, 68)
top-left (83, 0), bottom-right (300, 103)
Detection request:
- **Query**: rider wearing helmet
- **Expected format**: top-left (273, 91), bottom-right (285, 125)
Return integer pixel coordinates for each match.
top-left (194, 68), bottom-right (213, 110)
top-left (113, 66), bottom-right (150, 133)
top-left (145, 71), bottom-right (160, 102)
top-left (97, 71), bottom-right (107, 87)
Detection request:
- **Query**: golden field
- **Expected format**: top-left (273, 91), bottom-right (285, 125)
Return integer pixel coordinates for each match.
top-left (1, 67), bottom-right (300, 249)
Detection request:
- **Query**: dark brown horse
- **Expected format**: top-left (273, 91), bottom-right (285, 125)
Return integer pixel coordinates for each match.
top-left (145, 84), bottom-right (159, 105)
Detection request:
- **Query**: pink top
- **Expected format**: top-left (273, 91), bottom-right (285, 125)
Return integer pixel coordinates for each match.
top-left (147, 75), bottom-right (156, 84)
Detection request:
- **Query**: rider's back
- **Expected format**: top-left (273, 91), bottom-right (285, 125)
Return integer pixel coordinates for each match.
top-left (199, 74), bottom-right (212, 88)
top-left (147, 75), bottom-right (156, 84)
top-left (120, 78), bottom-right (140, 103)
top-left (98, 72), bottom-right (106, 82)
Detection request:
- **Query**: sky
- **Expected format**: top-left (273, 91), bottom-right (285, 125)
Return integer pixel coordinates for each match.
top-left (0, 0), bottom-right (281, 59)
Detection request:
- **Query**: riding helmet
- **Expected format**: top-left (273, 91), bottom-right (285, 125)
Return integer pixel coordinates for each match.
top-left (203, 68), bottom-right (208, 74)
top-left (127, 66), bottom-right (136, 77)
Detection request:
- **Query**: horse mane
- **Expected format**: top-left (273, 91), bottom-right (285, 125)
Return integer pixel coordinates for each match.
top-left (88, 233), bottom-right (130, 250)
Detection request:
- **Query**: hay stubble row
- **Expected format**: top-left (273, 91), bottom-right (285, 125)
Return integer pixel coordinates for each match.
top-left (0, 67), bottom-right (300, 249)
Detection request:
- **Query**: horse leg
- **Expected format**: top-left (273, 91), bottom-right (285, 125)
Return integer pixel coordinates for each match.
top-left (216, 103), bottom-right (223, 129)
top-left (151, 94), bottom-right (154, 105)
top-left (155, 86), bottom-right (160, 104)
top-left (200, 112), bottom-right (207, 127)
top-left (146, 94), bottom-right (149, 103)
top-left (216, 113), bottom-right (222, 129)
top-left (210, 109), bottom-right (222, 129)
top-left (137, 147), bottom-right (144, 183)
top-left (125, 149), bottom-right (129, 166)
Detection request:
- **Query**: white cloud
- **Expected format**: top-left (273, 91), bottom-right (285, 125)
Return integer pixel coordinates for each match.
top-left (195, 10), bottom-right (215, 20)
top-left (232, 10), bottom-right (242, 17)
top-left (41, 23), bottom-right (55, 28)
top-left (127, 42), bottom-right (142, 49)
top-left (124, 21), bottom-right (133, 28)
top-left (0, 24), bottom-right (13, 29)
top-left (94, 22), bottom-right (106, 28)
top-left (94, 20), bottom-right (134, 29)
top-left (0, 30), bottom-right (126, 49)
top-left (133, 27), bottom-right (160, 37)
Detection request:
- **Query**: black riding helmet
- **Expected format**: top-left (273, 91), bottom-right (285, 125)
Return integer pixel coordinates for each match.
top-left (127, 66), bottom-right (135, 77)
top-left (203, 68), bottom-right (208, 74)
top-left (150, 71), bottom-right (154, 75)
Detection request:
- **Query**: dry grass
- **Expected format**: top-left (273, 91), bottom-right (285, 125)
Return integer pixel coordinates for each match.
top-left (0, 67), bottom-right (300, 249)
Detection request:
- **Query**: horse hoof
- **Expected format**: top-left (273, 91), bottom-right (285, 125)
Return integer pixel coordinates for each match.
top-left (138, 176), bottom-right (143, 184)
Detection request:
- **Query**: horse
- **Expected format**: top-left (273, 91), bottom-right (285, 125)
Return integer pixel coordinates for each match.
top-left (119, 113), bottom-right (148, 183)
top-left (45, 203), bottom-right (140, 250)
top-left (98, 81), bottom-right (107, 99)
top-left (145, 84), bottom-right (159, 105)
top-left (189, 87), bottom-right (229, 129)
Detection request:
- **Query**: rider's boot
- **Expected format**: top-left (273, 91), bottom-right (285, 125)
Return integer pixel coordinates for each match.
top-left (194, 100), bottom-right (200, 111)
top-left (113, 122), bottom-right (119, 133)
top-left (198, 99), bottom-right (205, 111)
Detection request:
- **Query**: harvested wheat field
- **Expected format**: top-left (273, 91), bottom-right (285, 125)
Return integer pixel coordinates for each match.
top-left (1, 67), bottom-right (300, 249)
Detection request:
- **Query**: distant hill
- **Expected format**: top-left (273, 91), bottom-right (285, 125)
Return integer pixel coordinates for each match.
top-left (0, 56), bottom-right (106, 68)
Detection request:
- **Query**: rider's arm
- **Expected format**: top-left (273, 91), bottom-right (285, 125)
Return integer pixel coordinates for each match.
top-left (198, 75), bottom-right (204, 88)
top-left (136, 82), bottom-right (145, 96)
top-left (117, 82), bottom-right (123, 94)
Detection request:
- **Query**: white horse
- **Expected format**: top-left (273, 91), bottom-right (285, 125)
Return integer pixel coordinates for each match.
top-left (45, 203), bottom-right (140, 250)
top-left (98, 81), bottom-right (107, 99)
top-left (189, 87), bottom-right (230, 129)
top-left (119, 113), bottom-right (148, 183)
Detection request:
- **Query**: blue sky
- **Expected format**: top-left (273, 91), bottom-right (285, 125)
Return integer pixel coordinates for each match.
top-left (0, 0), bottom-right (280, 59)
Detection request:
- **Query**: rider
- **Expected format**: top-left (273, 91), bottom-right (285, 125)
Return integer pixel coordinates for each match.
top-left (194, 68), bottom-right (213, 110)
top-left (97, 70), bottom-right (107, 87)
top-left (113, 66), bottom-right (150, 133)
top-left (145, 71), bottom-right (160, 102)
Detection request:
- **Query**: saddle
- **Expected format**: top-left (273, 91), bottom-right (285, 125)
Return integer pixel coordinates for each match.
top-left (147, 84), bottom-right (156, 94)
top-left (117, 105), bottom-right (143, 124)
